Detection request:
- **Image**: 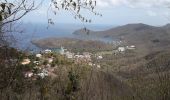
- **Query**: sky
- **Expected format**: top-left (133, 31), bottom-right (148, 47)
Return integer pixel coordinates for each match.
top-left (20, 0), bottom-right (170, 26)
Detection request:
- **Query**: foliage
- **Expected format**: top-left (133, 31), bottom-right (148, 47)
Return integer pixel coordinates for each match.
top-left (48, 0), bottom-right (101, 24)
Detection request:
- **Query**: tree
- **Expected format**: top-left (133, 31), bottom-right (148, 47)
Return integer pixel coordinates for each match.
top-left (0, 0), bottom-right (99, 45)
top-left (0, 0), bottom-right (99, 26)
top-left (0, 0), bottom-right (38, 26)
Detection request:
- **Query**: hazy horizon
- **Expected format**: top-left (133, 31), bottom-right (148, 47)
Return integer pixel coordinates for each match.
top-left (19, 0), bottom-right (170, 26)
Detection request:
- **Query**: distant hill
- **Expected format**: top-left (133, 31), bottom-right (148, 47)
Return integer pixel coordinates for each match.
top-left (73, 23), bottom-right (170, 53)
top-left (32, 38), bottom-right (113, 53)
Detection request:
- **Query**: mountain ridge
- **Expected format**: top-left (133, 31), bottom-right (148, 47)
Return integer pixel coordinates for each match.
top-left (73, 23), bottom-right (170, 54)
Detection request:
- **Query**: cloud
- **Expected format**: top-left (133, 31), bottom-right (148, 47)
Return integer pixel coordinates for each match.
top-left (97, 0), bottom-right (110, 8)
top-left (146, 10), bottom-right (157, 16)
top-left (97, 0), bottom-right (170, 8)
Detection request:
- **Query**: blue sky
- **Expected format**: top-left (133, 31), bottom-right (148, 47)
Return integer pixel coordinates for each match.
top-left (19, 0), bottom-right (170, 26)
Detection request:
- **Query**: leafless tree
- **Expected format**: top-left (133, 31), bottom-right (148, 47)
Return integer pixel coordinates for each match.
top-left (0, 0), bottom-right (99, 46)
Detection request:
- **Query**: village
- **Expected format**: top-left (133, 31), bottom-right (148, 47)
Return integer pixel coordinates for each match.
top-left (21, 46), bottom-right (103, 80)
top-left (21, 40), bottom-right (136, 80)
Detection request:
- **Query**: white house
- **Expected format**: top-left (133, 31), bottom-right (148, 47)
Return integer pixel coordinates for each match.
top-left (130, 45), bottom-right (135, 48)
top-left (83, 52), bottom-right (91, 59)
top-left (59, 46), bottom-right (65, 55)
top-left (21, 58), bottom-right (31, 65)
top-left (45, 49), bottom-right (52, 53)
top-left (37, 69), bottom-right (49, 79)
top-left (48, 58), bottom-right (53, 63)
top-left (65, 51), bottom-right (74, 59)
top-left (97, 55), bottom-right (103, 59)
top-left (126, 45), bottom-right (136, 50)
top-left (24, 71), bottom-right (34, 78)
top-left (88, 62), bottom-right (93, 66)
top-left (97, 65), bottom-right (101, 68)
top-left (118, 47), bottom-right (126, 52)
top-left (33, 61), bottom-right (40, 65)
top-left (36, 54), bottom-right (42, 58)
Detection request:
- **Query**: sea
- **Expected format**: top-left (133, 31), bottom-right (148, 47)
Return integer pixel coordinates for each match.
top-left (8, 23), bottom-right (115, 52)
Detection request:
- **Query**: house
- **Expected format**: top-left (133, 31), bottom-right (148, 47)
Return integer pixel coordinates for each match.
top-left (37, 69), bottom-right (49, 79)
top-left (130, 45), bottom-right (135, 48)
top-left (37, 73), bottom-right (48, 79)
top-left (97, 65), bottom-right (101, 68)
top-left (88, 62), bottom-right (93, 66)
top-left (65, 51), bottom-right (74, 59)
top-left (45, 49), bottom-right (52, 53)
top-left (24, 71), bottom-right (34, 78)
top-left (21, 58), bottom-right (31, 65)
top-left (118, 47), bottom-right (126, 52)
top-left (126, 45), bottom-right (136, 50)
top-left (97, 55), bottom-right (103, 59)
top-left (83, 52), bottom-right (91, 59)
top-left (75, 55), bottom-right (84, 58)
top-left (33, 61), bottom-right (40, 65)
top-left (36, 54), bottom-right (42, 58)
top-left (48, 58), bottom-right (53, 63)
top-left (113, 50), bottom-right (119, 55)
top-left (59, 46), bottom-right (65, 55)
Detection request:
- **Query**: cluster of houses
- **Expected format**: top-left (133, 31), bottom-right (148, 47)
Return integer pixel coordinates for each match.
top-left (113, 45), bottom-right (136, 54)
top-left (22, 50), bottom-right (58, 79)
top-left (21, 47), bottom-right (103, 79)
top-left (112, 40), bottom-right (136, 54)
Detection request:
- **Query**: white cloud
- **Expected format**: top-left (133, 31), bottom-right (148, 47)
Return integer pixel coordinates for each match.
top-left (146, 10), bottom-right (157, 16)
top-left (97, 0), bottom-right (110, 8)
top-left (97, 0), bottom-right (170, 8)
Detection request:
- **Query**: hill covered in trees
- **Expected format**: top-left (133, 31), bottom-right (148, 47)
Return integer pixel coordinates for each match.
top-left (73, 23), bottom-right (170, 54)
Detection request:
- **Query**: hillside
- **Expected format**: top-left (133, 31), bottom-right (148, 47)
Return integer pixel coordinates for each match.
top-left (73, 23), bottom-right (170, 53)
top-left (32, 38), bottom-right (113, 53)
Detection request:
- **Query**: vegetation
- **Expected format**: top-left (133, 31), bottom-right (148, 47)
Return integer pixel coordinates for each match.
top-left (32, 37), bottom-right (113, 53)
top-left (1, 0), bottom-right (170, 100)
top-left (0, 45), bottom-right (170, 100)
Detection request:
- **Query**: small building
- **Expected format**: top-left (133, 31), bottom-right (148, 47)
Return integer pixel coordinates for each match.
top-left (65, 51), bottom-right (74, 59)
top-left (97, 55), bottom-right (103, 59)
top-left (126, 45), bottom-right (136, 50)
top-left (36, 54), bottom-right (42, 58)
top-left (88, 62), bottom-right (93, 66)
top-left (130, 45), bottom-right (135, 48)
top-left (21, 58), bottom-right (31, 65)
top-left (83, 52), bottom-right (91, 59)
top-left (37, 69), bottom-right (49, 79)
top-left (59, 46), bottom-right (65, 55)
top-left (24, 71), bottom-right (34, 78)
top-left (33, 61), bottom-right (40, 65)
top-left (113, 50), bottom-right (119, 55)
top-left (48, 58), bottom-right (53, 63)
top-left (97, 65), bottom-right (101, 68)
top-left (118, 47), bottom-right (126, 52)
top-left (45, 49), bottom-right (52, 53)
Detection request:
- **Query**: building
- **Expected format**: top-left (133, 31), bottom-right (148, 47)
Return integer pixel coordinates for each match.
top-left (21, 58), bottom-right (31, 65)
top-left (97, 65), bottom-right (101, 68)
top-left (24, 71), bottom-right (34, 78)
top-left (59, 46), bottom-right (65, 55)
top-left (83, 52), bottom-right (91, 59)
top-left (126, 45), bottom-right (136, 50)
top-left (97, 55), bottom-right (103, 59)
top-left (118, 47), bottom-right (126, 52)
top-left (45, 49), bottom-right (52, 53)
top-left (36, 54), bottom-right (42, 58)
top-left (48, 58), bottom-right (53, 63)
top-left (65, 51), bottom-right (74, 59)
